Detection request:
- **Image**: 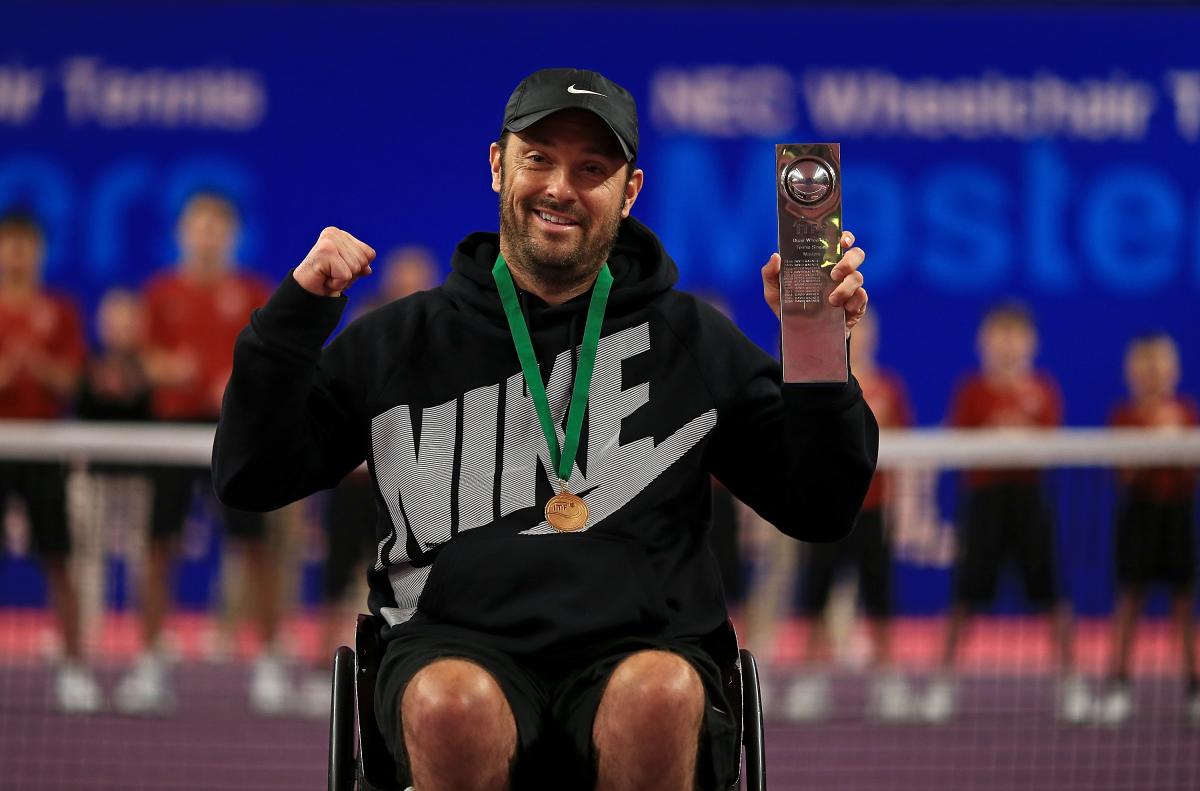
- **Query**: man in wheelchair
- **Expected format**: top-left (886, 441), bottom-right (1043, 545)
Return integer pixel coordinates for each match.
top-left (213, 67), bottom-right (877, 790)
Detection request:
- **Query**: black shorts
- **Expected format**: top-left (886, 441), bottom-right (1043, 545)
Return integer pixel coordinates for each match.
top-left (800, 509), bottom-right (892, 617)
top-left (953, 484), bottom-right (1059, 610)
top-left (375, 627), bottom-right (739, 790)
top-left (0, 461), bottom-right (71, 559)
top-left (150, 467), bottom-right (264, 541)
top-left (1115, 497), bottom-right (1196, 590)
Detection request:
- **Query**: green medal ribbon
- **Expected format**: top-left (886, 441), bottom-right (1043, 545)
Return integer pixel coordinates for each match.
top-left (492, 253), bottom-right (612, 489)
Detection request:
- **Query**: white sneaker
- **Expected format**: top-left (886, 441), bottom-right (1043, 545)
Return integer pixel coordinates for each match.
top-left (55, 663), bottom-right (103, 714)
top-left (250, 653), bottom-right (291, 715)
top-left (867, 672), bottom-right (913, 722)
top-left (297, 671), bottom-right (332, 719)
top-left (1058, 674), bottom-right (1093, 724)
top-left (114, 653), bottom-right (173, 715)
top-left (920, 677), bottom-right (955, 724)
top-left (1095, 684), bottom-right (1132, 726)
top-left (781, 674), bottom-right (831, 722)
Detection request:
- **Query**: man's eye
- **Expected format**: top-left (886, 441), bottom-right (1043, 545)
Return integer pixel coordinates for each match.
top-left (527, 153), bottom-right (547, 163)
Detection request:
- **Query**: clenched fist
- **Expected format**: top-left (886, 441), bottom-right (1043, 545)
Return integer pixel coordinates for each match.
top-left (293, 227), bottom-right (377, 297)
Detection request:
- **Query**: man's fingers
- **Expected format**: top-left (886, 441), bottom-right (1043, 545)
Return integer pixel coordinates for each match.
top-left (844, 287), bottom-right (869, 335)
top-left (844, 287), bottom-right (868, 317)
top-left (841, 230), bottom-right (856, 250)
top-left (324, 227), bottom-right (375, 292)
top-left (329, 230), bottom-right (372, 275)
top-left (761, 252), bottom-right (781, 280)
top-left (762, 253), bottom-right (782, 319)
top-left (295, 226), bottom-right (376, 297)
top-left (828, 270), bottom-right (864, 306)
top-left (343, 230), bottom-right (378, 263)
top-left (320, 257), bottom-right (353, 295)
top-left (830, 246), bottom-right (865, 282)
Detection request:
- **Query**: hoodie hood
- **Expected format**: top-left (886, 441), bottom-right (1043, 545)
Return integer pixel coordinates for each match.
top-left (443, 216), bottom-right (678, 323)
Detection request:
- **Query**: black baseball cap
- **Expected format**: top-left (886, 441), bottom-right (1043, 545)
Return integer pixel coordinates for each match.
top-left (502, 68), bottom-right (638, 161)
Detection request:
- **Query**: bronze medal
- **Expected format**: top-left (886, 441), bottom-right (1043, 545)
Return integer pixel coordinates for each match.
top-left (545, 491), bottom-right (588, 533)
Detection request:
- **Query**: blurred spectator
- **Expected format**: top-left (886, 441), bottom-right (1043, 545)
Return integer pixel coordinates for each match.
top-left (72, 288), bottom-right (153, 645)
top-left (377, 245), bottom-right (437, 304)
top-left (0, 209), bottom-right (98, 712)
top-left (297, 244), bottom-right (438, 717)
top-left (76, 289), bottom-right (152, 421)
top-left (923, 302), bottom-right (1086, 723)
top-left (1097, 333), bottom-right (1198, 725)
top-left (783, 312), bottom-right (914, 722)
top-left (114, 192), bottom-right (282, 715)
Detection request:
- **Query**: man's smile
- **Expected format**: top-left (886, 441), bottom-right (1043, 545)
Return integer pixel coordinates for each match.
top-left (533, 207), bottom-right (581, 231)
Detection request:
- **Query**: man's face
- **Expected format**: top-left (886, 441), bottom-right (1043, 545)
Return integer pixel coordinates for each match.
top-left (177, 197), bottom-right (237, 271)
top-left (490, 110), bottom-right (643, 288)
top-left (979, 316), bottom-right (1037, 374)
top-left (0, 227), bottom-right (43, 290)
top-left (383, 248), bottom-right (437, 301)
top-left (1126, 339), bottom-right (1180, 401)
top-left (97, 291), bottom-right (146, 353)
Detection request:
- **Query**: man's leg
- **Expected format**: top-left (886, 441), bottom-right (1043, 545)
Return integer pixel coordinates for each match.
top-left (939, 489), bottom-right (1002, 674)
top-left (141, 535), bottom-right (176, 649)
top-left (220, 505), bottom-right (291, 714)
top-left (238, 534), bottom-right (282, 649)
top-left (41, 556), bottom-right (83, 661)
top-left (1170, 589), bottom-right (1198, 717)
top-left (1107, 587), bottom-right (1144, 683)
top-left (924, 543), bottom-right (978, 723)
top-left (115, 467), bottom-right (190, 714)
top-left (300, 479), bottom-right (374, 717)
top-left (1051, 601), bottom-right (1076, 673)
top-left (401, 659), bottom-right (517, 791)
top-left (593, 650), bottom-right (705, 791)
top-left (938, 602), bottom-right (969, 672)
top-left (784, 539), bottom-right (840, 721)
top-left (20, 462), bottom-right (102, 714)
top-left (20, 463), bottom-right (83, 661)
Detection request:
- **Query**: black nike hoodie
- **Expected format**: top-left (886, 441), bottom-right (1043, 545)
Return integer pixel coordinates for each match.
top-left (213, 217), bottom-right (878, 658)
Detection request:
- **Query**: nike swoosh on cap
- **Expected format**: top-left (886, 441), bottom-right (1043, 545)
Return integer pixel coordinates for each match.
top-left (567, 84), bottom-right (607, 97)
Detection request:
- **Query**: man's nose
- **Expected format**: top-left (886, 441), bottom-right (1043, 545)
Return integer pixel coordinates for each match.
top-left (543, 166), bottom-right (578, 204)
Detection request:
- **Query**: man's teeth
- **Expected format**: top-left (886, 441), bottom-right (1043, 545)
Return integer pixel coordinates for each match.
top-left (537, 211), bottom-right (575, 226)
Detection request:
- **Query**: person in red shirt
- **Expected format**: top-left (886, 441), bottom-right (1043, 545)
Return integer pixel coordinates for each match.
top-left (114, 192), bottom-right (281, 715)
top-left (922, 302), bottom-right (1086, 723)
top-left (783, 312), bottom-right (915, 722)
top-left (0, 210), bottom-right (99, 713)
top-left (1096, 333), bottom-right (1198, 725)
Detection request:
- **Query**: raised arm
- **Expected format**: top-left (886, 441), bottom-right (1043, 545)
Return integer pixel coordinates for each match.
top-left (705, 230), bottom-right (878, 541)
top-left (212, 227), bottom-right (376, 511)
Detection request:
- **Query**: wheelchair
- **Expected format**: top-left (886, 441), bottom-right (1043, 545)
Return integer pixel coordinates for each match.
top-left (328, 614), bottom-right (766, 790)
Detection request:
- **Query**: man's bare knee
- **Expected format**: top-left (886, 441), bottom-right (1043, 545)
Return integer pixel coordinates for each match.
top-left (398, 659), bottom-right (516, 791)
top-left (598, 650), bottom-right (705, 726)
top-left (401, 658), bottom-right (514, 744)
top-left (593, 651), bottom-right (705, 791)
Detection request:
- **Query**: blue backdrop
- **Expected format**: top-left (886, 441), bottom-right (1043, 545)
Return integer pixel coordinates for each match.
top-left (1, 2), bottom-right (1197, 614)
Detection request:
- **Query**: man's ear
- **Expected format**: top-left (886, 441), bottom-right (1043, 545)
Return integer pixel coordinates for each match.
top-left (490, 143), bottom-right (503, 194)
top-left (621, 169), bottom-right (644, 219)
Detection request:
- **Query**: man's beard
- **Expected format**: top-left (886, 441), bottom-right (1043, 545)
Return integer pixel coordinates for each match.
top-left (499, 176), bottom-right (623, 291)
